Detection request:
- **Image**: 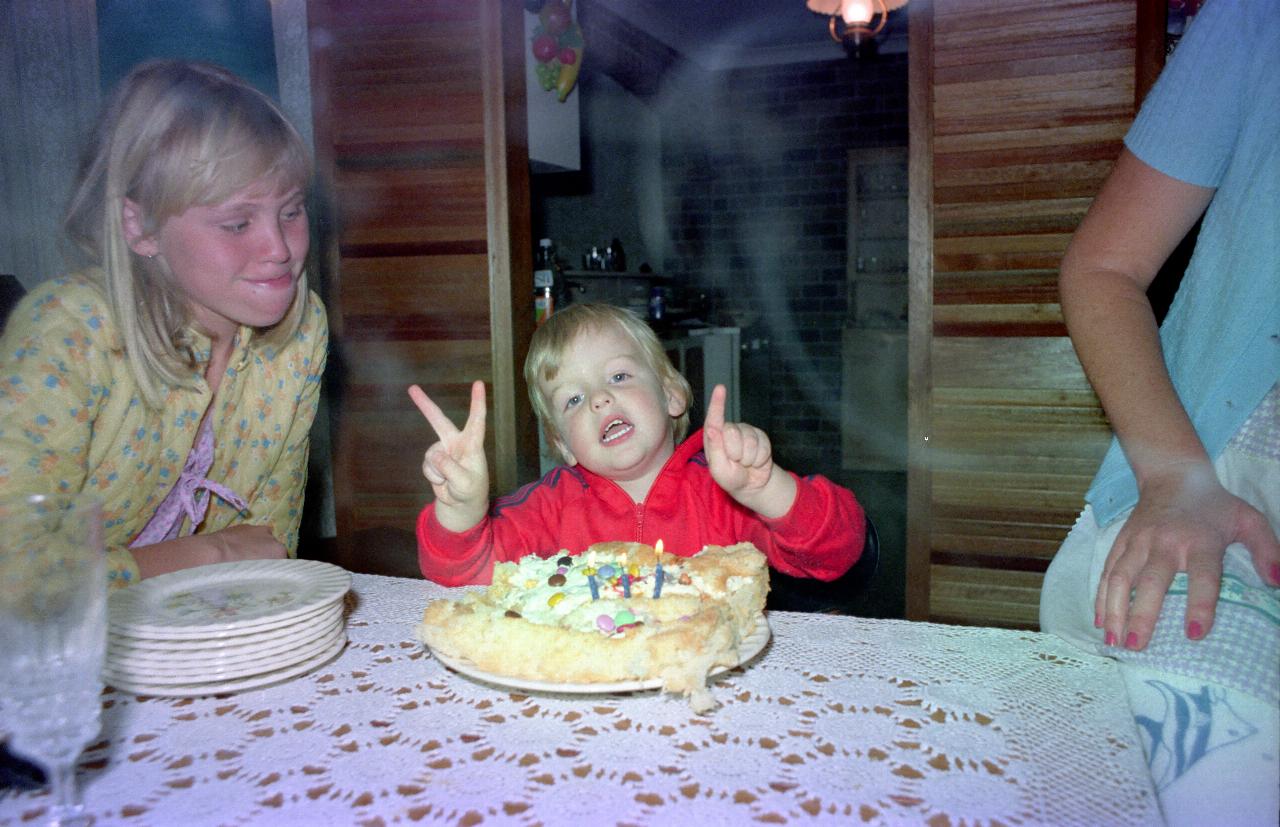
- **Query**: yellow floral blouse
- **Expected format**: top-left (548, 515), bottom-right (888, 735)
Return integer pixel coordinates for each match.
top-left (0, 273), bottom-right (328, 589)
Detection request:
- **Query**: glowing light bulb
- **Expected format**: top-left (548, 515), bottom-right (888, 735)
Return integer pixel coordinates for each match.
top-left (841, 0), bottom-right (874, 24)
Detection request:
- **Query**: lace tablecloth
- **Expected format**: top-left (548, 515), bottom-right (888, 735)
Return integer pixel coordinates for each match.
top-left (1, 573), bottom-right (1162, 826)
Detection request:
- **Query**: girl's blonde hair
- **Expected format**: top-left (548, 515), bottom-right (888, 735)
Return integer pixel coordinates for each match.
top-left (524, 303), bottom-right (692, 462)
top-left (64, 59), bottom-right (313, 407)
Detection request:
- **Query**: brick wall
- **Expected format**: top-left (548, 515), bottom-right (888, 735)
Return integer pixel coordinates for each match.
top-left (659, 55), bottom-right (909, 474)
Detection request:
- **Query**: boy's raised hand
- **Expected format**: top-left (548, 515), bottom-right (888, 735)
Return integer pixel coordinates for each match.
top-left (702, 384), bottom-right (796, 519)
top-left (408, 380), bottom-right (490, 531)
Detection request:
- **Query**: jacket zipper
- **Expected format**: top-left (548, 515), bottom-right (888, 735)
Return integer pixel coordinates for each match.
top-left (590, 433), bottom-right (699, 546)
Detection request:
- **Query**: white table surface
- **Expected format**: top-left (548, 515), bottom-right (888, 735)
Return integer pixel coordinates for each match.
top-left (1, 572), bottom-right (1163, 826)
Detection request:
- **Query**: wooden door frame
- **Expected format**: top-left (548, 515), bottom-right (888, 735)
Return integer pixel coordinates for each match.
top-left (305, 0), bottom-right (538, 566)
top-left (905, 0), bottom-right (933, 621)
top-left (481, 0), bottom-right (538, 493)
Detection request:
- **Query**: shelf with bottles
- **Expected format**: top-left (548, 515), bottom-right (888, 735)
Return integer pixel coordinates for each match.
top-left (560, 272), bottom-right (662, 318)
top-left (560, 269), bottom-right (670, 281)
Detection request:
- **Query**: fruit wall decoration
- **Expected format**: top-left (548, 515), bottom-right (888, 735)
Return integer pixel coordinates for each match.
top-left (527, 0), bottom-right (583, 102)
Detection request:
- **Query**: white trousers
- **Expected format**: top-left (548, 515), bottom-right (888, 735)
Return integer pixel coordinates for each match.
top-left (1041, 444), bottom-right (1280, 826)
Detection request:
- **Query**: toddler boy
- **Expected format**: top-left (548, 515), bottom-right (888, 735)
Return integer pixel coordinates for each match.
top-left (411, 303), bottom-right (865, 586)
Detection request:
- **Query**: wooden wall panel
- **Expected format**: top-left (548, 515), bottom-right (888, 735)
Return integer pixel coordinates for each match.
top-left (309, 0), bottom-right (536, 569)
top-left (929, 565), bottom-right (1044, 628)
top-left (908, 0), bottom-right (1144, 628)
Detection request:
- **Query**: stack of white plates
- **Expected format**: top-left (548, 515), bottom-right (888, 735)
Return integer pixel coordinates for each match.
top-left (105, 559), bottom-right (352, 697)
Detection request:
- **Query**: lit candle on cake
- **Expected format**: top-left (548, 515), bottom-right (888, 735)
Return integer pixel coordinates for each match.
top-left (584, 566), bottom-right (599, 601)
top-left (653, 539), bottom-right (665, 598)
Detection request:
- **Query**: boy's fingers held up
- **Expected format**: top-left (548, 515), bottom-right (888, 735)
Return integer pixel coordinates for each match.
top-left (703, 424), bottom-right (733, 482)
top-left (463, 380), bottom-right (488, 436)
top-left (738, 428), bottom-right (761, 467)
top-left (738, 426), bottom-right (771, 468)
top-left (704, 384), bottom-right (727, 430)
top-left (703, 422), bottom-right (723, 459)
top-left (423, 443), bottom-right (453, 485)
top-left (718, 423), bottom-right (744, 463)
top-left (425, 445), bottom-right (485, 501)
top-left (408, 384), bottom-right (458, 439)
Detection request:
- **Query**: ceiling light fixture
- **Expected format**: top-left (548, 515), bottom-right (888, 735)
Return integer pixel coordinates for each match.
top-left (806, 0), bottom-right (907, 48)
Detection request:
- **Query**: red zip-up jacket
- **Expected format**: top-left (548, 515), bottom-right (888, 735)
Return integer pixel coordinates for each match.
top-left (416, 429), bottom-right (865, 586)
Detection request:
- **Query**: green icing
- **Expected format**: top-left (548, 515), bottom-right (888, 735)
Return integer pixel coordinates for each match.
top-left (497, 552), bottom-right (697, 634)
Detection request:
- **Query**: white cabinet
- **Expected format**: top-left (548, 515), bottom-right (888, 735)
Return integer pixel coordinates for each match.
top-left (663, 327), bottom-right (740, 425)
top-left (841, 327), bottom-right (906, 471)
top-left (843, 147), bottom-right (908, 471)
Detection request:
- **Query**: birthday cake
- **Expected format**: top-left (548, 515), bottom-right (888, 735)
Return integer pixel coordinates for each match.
top-left (417, 541), bottom-right (769, 710)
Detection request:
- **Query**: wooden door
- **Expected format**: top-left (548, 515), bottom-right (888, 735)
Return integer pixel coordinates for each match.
top-left (907, 0), bottom-right (1158, 627)
top-left (308, 0), bottom-right (538, 570)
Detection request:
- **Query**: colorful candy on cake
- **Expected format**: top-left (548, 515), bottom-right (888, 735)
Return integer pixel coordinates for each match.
top-left (417, 540), bottom-right (769, 711)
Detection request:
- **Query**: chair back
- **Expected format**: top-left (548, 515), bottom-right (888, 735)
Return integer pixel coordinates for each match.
top-left (0, 275), bottom-right (25, 335)
top-left (765, 512), bottom-right (881, 614)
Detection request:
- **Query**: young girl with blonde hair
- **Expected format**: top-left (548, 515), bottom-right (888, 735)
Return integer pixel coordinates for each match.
top-left (0, 59), bottom-right (328, 587)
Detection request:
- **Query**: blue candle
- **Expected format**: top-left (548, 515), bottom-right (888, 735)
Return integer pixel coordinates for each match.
top-left (622, 573), bottom-right (631, 598)
top-left (653, 539), bottom-right (665, 598)
top-left (586, 569), bottom-right (599, 601)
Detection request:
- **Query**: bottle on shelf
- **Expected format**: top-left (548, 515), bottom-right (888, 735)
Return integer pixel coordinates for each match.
top-left (605, 237), bottom-right (625, 272)
top-left (648, 285), bottom-right (666, 330)
top-left (534, 238), bottom-right (556, 326)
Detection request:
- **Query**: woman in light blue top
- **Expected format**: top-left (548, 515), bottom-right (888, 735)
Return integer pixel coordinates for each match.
top-left (1040, 1), bottom-right (1278, 822)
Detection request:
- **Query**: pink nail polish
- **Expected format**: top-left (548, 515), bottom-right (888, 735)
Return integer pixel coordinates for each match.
top-left (1187, 621), bottom-right (1204, 640)
top-left (1104, 631), bottom-right (1116, 647)
top-left (1094, 613), bottom-right (1102, 629)
top-left (1125, 632), bottom-right (1139, 649)
top-left (1271, 563), bottom-right (1280, 586)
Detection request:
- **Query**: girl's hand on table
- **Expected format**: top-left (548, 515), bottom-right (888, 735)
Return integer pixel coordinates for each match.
top-left (409, 380), bottom-right (490, 532)
top-left (1098, 460), bottom-right (1280, 651)
top-left (134, 525), bottom-right (287, 578)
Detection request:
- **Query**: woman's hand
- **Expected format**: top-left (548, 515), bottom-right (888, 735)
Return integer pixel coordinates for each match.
top-left (1051, 151), bottom-right (1279, 649)
top-left (408, 380), bottom-right (490, 532)
top-left (1098, 460), bottom-right (1280, 650)
top-left (134, 524), bottom-right (287, 578)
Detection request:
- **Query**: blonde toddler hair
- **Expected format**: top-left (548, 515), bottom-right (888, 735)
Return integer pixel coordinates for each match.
top-left (64, 59), bottom-right (313, 407)
top-left (524, 303), bottom-right (692, 463)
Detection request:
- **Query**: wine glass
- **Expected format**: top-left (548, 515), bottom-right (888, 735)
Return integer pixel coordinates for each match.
top-left (0, 494), bottom-right (106, 827)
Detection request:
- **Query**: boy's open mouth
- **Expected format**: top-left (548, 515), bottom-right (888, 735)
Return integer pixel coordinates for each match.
top-left (601, 417), bottom-right (633, 444)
